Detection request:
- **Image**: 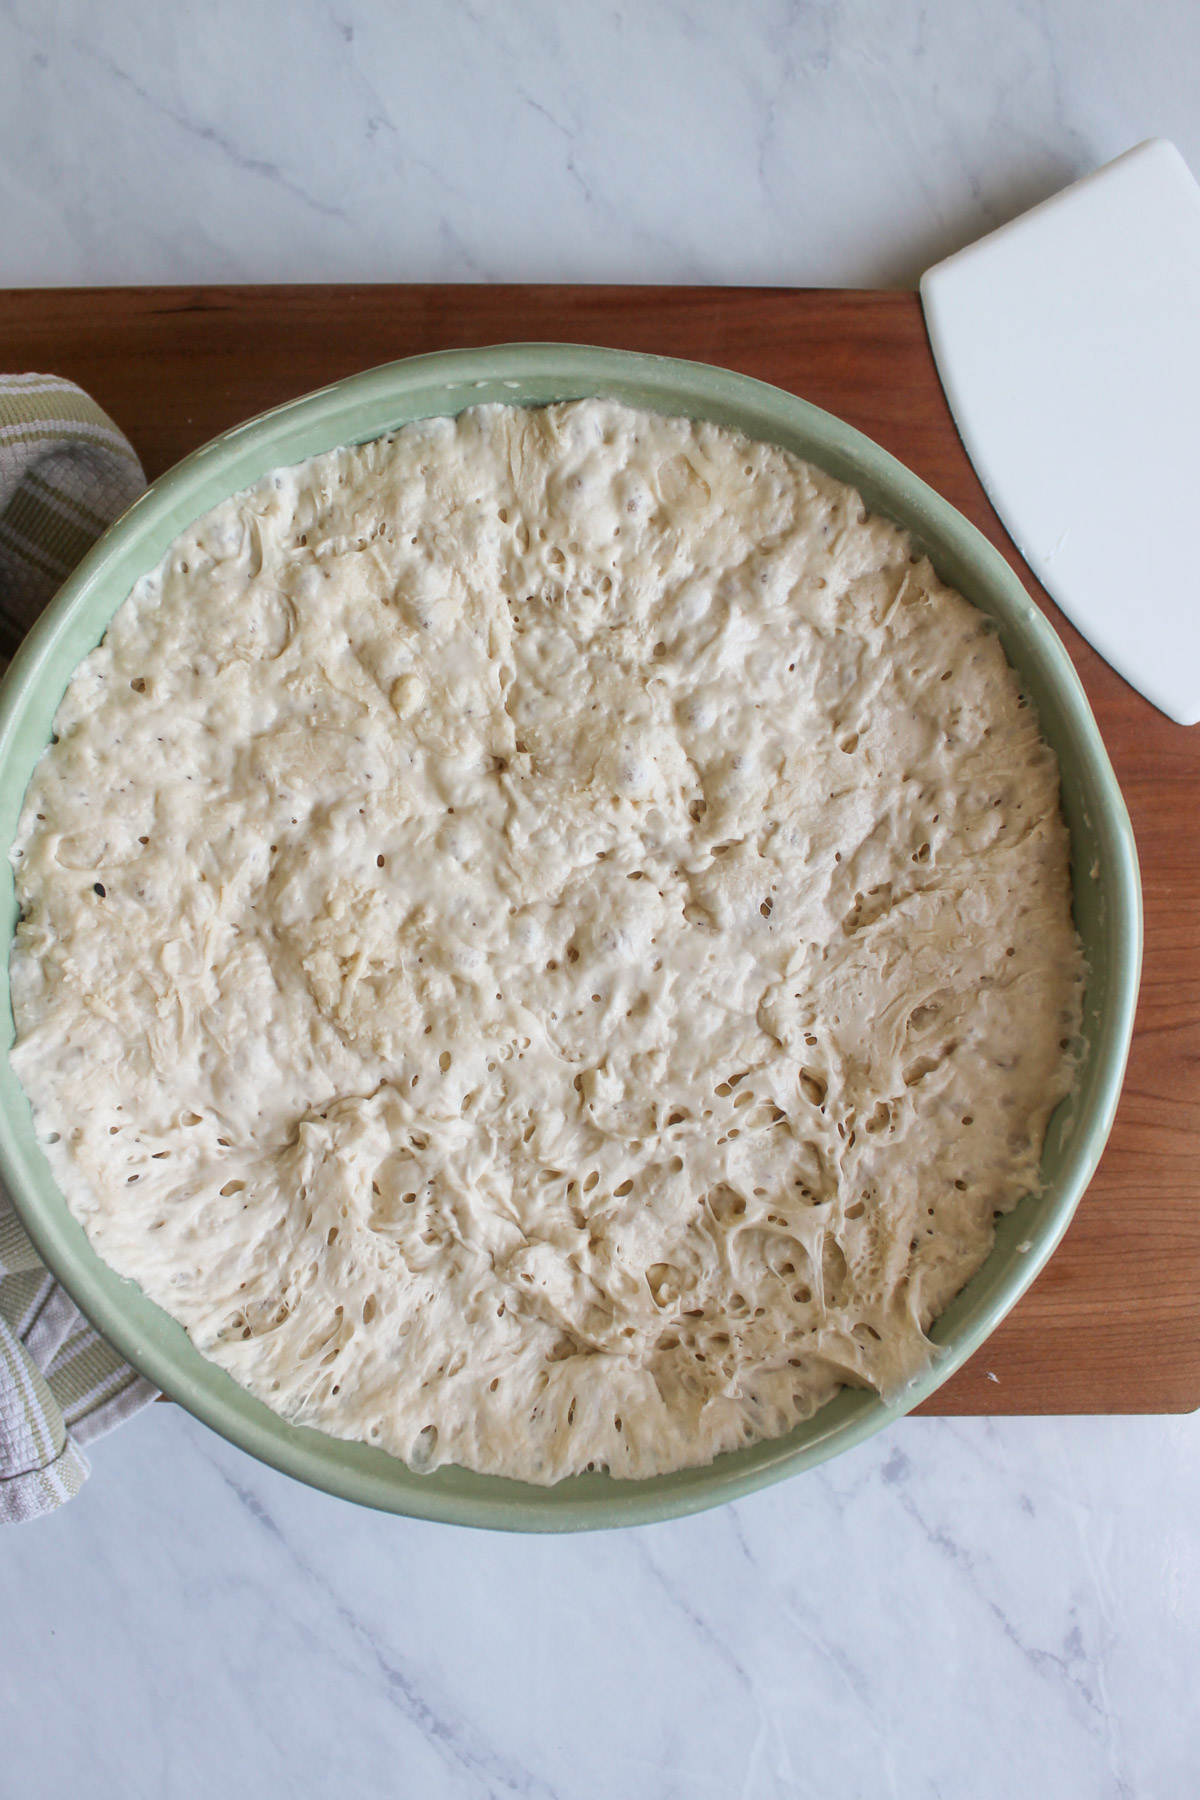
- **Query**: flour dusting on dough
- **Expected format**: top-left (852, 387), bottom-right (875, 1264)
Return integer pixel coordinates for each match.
top-left (9, 401), bottom-right (1085, 1482)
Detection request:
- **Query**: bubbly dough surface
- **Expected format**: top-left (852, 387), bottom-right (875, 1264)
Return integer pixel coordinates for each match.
top-left (9, 400), bottom-right (1085, 1482)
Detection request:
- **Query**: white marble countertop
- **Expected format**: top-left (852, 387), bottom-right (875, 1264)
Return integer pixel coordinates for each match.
top-left (3, 1405), bottom-right (1198, 1799)
top-left (2, 4), bottom-right (1198, 1796)
top-left (4, 0), bottom-right (1200, 291)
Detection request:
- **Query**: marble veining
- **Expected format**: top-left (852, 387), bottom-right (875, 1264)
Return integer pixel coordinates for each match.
top-left (3, 1404), bottom-right (1198, 1798)
top-left (1, 1), bottom-right (1199, 288)
top-left (2, 3), bottom-right (1199, 1795)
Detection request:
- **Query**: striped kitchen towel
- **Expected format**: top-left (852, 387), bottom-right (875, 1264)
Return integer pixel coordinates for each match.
top-left (1, 372), bottom-right (157, 1523)
top-left (0, 372), bottom-right (145, 662)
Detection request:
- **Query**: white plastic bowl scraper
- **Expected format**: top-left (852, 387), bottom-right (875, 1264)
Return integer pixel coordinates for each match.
top-left (921, 138), bottom-right (1200, 726)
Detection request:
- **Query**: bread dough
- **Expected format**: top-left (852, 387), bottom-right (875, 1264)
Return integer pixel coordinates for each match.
top-left (8, 400), bottom-right (1085, 1482)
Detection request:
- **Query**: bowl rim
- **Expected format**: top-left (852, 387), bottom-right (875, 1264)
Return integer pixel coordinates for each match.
top-left (0, 342), bottom-right (1143, 1530)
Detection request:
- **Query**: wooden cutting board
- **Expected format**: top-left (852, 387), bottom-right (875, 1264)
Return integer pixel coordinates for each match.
top-left (2, 285), bottom-right (1196, 1415)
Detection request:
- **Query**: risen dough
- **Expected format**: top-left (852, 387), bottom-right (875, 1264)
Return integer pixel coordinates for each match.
top-left (9, 400), bottom-right (1085, 1482)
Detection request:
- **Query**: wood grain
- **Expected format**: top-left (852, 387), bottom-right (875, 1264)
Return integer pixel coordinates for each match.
top-left (2, 285), bottom-right (1196, 1414)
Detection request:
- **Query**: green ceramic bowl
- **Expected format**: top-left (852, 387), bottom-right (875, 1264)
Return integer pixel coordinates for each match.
top-left (0, 345), bottom-right (1141, 1530)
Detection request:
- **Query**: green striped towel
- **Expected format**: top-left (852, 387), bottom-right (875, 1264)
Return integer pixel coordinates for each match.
top-left (0, 372), bottom-right (146, 661)
top-left (1, 372), bottom-right (157, 1524)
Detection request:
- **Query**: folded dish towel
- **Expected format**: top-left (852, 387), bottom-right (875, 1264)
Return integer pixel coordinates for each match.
top-left (0, 372), bottom-right (146, 661)
top-left (1, 372), bottom-right (157, 1524)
